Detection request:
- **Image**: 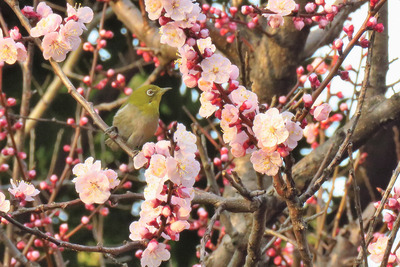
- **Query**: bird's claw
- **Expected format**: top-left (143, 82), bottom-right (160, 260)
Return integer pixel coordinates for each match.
top-left (105, 126), bottom-right (118, 139)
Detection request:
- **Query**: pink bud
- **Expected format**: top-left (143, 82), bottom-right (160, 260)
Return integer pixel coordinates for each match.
top-left (313, 103), bottom-right (332, 121)
top-left (0, 163), bottom-right (9, 172)
top-left (213, 157), bottom-right (222, 167)
top-left (278, 96), bottom-right (287, 104)
top-left (226, 35), bottom-right (235, 43)
top-left (123, 181), bottom-right (132, 189)
top-left (241, 5), bottom-right (253, 15)
top-left (199, 29), bottom-right (209, 38)
top-left (221, 153), bottom-right (229, 162)
top-left (305, 3), bottom-right (316, 13)
top-left (229, 7), bottom-right (238, 16)
top-left (50, 175), bottom-right (58, 183)
top-left (9, 26), bottom-right (22, 40)
top-left (303, 94), bottom-right (313, 108)
top-left (334, 39), bottom-right (343, 50)
top-left (34, 239), bottom-right (44, 247)
top-left (100, 207), bottom-right (109, 216)
top-left (374, 23), bottom-right (384, 33)
top-left (247, 22), bottom-right (256, 29)
top-left (67, 118), bottom-right (75, 125)
top-left (7, 98), bottom-right (16, 106)
top-left (80, 117), bottom-right (89, 126)
top-left (147, 239), bottom-right (159, 252)
top-left (367, 17), bottom-right (377, 28)
top-left (81, 216), bottom-right (90, 225)
top-left (161, 206), bottom-right (172, 217)
top-left (293, 19), bottom-right (305, 31)
top-left (339, 103), bottom-right (348, 111)
top-left (59, 223), bottom-right (69, 235)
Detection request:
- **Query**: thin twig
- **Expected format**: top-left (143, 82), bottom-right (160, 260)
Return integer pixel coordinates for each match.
top-left (200, 206), bottom-right (224, 266)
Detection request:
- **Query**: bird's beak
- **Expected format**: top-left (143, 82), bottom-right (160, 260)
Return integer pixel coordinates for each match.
top-left (161, 87), bottom-right (172, 94)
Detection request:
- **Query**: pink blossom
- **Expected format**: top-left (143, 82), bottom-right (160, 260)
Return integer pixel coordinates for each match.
top-left (198, 77), bottom-right (213, 92)
top-left (229, 86), bottom-right (259, 114)
top-left (8, 179), bottom-right (40, 202)
top-left (267, 0), bottom-right (296, 15)
top-left (59, 20), bottom-right (83, 50)
top-left (166, 152), bottom-right (200, 187)
top-left (0, 192), bottom-right (10, 213)
top-left (268, 14), bottom-right (284, 28)
top-left (174, 123), bottom-right (197, 154)
top-left (201, 53), bottom-right (232, 84)
top-left (143, 173), bottom-right (166, 200)
top-left (170, 220), bottom-right (190, 232)
top-left (0, 38), bottom-right (19, 64)
top-left (148, 154), bottom-right (168, 178)
top-left (155, 140), bottom-right (172, 157)
top-left (9, 27), bottom-right (22, 40)
top-left (36, 2), bottom-right (53, 18)
top-left (313, 103), bottom-right (332, 121)
top-left (175, 3), bottom-right (206, 28)
top-left (72, 157), bottom-right (119, 204)
top-left (250, 150), bottom-right (282, 175)
top-left (66, 4), bottom-right (94, 30)
top-left (129, 220), bottom-right (152, 241)
top-left (160, 23), bottom-right (186, 48)
top-left (42, 32), bottom-right (71, 62)
top-left (141, 240), bottom-right (171, 267)
top-left (253, 108), bottom-right (289, 149)
top-left (30, 14), bottom-right (62, 38)
top-left (145, 0), bottom-right (164, 20)
top-left (196, 37), bottom-right (216, 54)
top-left (162, 0), bottom-right (193, 21)
top-left (199, 92), bottom-right (218, 118)
top-left (368, 236), bottom-right (389, 263)
top-left (230, 65), bottom-right (239, 80)
top-left (284, 119), bottom-right (303, 150)
top-left (221, 104), bottom-right (239, 127)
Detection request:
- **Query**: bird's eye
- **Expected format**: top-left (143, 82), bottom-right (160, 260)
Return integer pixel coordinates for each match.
top-left (146, 89), bottom-right (155, 96)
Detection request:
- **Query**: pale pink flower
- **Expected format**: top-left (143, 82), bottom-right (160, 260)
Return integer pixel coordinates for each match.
top-left (36, 2), bottom-right (53, 18)
top-left (42, 32), bottom-right (71, 62)
top-left (139, 200), bottom-right (163, 223)
top-left (160, 23), bottom-right (186, 48)
top-left (0, 38), bottom-right (18, 64)
top-left (59, 20), bottom-right (83, 50)
top-left (134, 151), bottom-right (149, 169)
top-left (267, 0), bottom-right (296, 16)
top-left (30, 14), bottom-right (62, 37)
top-left (183, 74), bottom-right (197, 88)
top-left (134, 142), bottom-right (156, 169)
top-left (231, 142), bottom-right (246, 158)
top-left (199, 92), bottom-right (218, 118)
top-left (141, 240), bottom-right (171, 267)
top-left (267, 14), bottom-right (284, 28)
top-left (229, 86), bottom-right (259, 114)
top-left (281, 111), bottom-right (303, 150)
top-left (143, 173), bottom-right (166, 200)
top-left (73, 171), bottom-right (110, 205)
top-left (129, 220), bottom-right (149, 241)
top-left (230, 65), bottom-right (239, 80)
top-left (250, 150), bottom-right (282, 175)
top-left (9, 27), bottom-right (22, 40)
top-left (66, 4), bottom-right (94, 30)
top-left (166, 152), bottom-right (200, 187)
top-left (313, 103), bottom-right (332, 121)
top-left (175, 3), bottom-right (206, 28)
top-left (155, 140), bottom-right (171, 157)
top-left (72, 157), bottom-right (118, 204)
top-left (15, 42), bottom-right (27, 62)
top-left (221, 104), bottom-right (239, 127)
top-left (170, 220), bottom-right (190, 232)
top-left (368, 236), bottom-right (389, 263)
top-left (148, 154), bottom-right (167, 178)
top-left (104, 169), bottom-right (120, 189)
top-left (201, 53), bottom-right (232, 84)
top-left (303, 123), bottom-right (319, 144)
top-left (8, 179), bottom-right (40, 202)
top-left (174, 123), bottom-right (197, 154)
top-left (253, 108), bottom-right (289, 149)
top-left (196, 37), bottom-right (216, 54)
top-left (221, 125), bottom-right (238, 144)
top-left (162, 0), bottom-right (193, 21)
top-left (284, 120), bottom-right (303, 150)
top-left (145, 0), bottom-right (164, 20)
top-left (0, 192), bottom-right (10, 213)
top-left (197, 77), bottom-right (213, 92)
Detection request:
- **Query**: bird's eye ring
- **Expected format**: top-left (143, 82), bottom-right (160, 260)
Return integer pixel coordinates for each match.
top-left (146, 89), bottom-right (155, 96)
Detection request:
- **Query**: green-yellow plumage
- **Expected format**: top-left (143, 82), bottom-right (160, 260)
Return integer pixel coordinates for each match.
top-left (105, 84), bottom-right (170, 150)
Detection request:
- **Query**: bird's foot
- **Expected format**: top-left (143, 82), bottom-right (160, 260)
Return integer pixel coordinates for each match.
top-left (105, 126), bottom-right (118, 139)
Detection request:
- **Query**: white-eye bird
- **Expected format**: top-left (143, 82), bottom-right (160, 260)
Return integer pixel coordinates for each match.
top-left (105, 85), bottom-right (171, 150)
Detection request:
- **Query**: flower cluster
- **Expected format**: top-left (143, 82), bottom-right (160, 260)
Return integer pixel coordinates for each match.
top-left (144, 0), bottom-right (304, 176)
top-left (22, 2), bottom-right (93, 62)
top-left (72, 157), bottom-right (120, 205)
top-left (131, 123), bottom-right (200, 267)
